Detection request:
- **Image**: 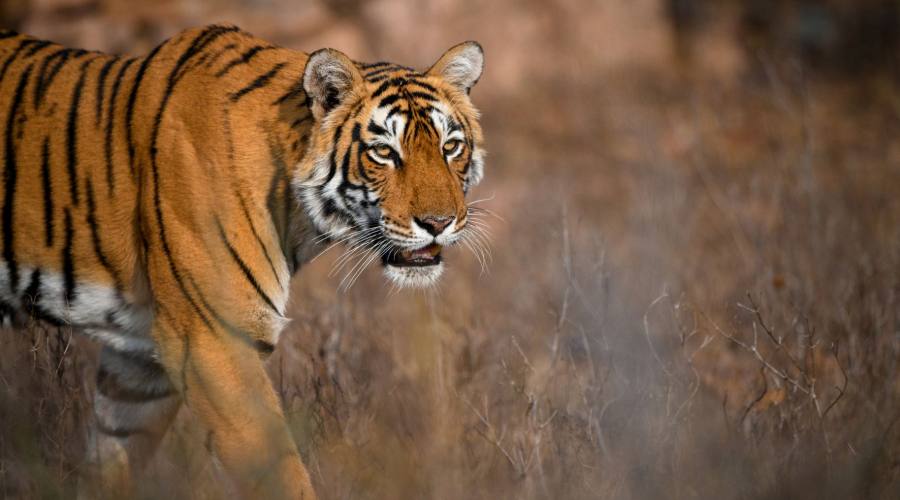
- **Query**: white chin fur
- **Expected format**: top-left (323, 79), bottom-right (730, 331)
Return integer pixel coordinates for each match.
top-left (384, 262), bottom-right (444, 288)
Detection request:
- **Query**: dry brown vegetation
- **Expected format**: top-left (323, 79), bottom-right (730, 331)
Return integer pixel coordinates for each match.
top-left (2, 1), bottom-right (900, 499)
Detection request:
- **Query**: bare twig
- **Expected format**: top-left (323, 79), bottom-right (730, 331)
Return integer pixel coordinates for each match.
top-left (822, 340), bottom-right (848, 418)
top-left (741, 368), bottom-right (769, 426)
top-left (644, 290), bottom-right (673, 378)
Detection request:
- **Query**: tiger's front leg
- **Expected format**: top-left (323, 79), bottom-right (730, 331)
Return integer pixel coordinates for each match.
top-left (152, 310), bottom-right (317, 499)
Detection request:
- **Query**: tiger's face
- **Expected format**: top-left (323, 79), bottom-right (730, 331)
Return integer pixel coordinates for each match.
top-left (297, 43), bottom-right (485, 288)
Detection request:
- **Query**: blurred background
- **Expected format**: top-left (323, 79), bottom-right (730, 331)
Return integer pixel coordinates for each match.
top-left (2, 0), bottom-right (900, 498)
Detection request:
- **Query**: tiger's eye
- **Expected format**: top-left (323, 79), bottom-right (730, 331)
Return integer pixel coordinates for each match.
top-left (443, 139), bottom-right (461, 154)
top-left (373, 145), bottom-right (393, 158)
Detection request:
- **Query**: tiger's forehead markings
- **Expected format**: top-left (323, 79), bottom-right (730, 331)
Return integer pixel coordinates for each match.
top-left (429, 102), bottom-right (464, 142)
top-left (363, 85), bottom-right (468, 162)
top-left (359, 62), bottom-right (415, 83)
top-left (367, 100), bottom-right (408, 157)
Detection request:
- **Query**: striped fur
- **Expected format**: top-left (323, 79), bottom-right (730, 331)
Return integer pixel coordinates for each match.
top-left (0, 24), bottom-right (485, 498)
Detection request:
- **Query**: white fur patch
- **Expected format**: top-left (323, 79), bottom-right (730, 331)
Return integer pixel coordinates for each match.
top-left (384, 262), bottom-right (444, 289)
top-left (0, 263), bottom-right (155, 353)
top-left (369, 105), bottom-right (407, 159)
top-left (467, 147), bottom-right (486, 189)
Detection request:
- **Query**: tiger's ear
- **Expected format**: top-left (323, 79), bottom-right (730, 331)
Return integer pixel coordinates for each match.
top-left (427, 41), bottom-right (484, 93)
top-left (303, 48), bottom-right (364, 120)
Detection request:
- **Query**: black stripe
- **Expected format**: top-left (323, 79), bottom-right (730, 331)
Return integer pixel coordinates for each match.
top-left (204, 42), bottom-right (237, 69)
top-left (2, 63), bottom-right (32, 294)
top-left (0, 31), bottom-right (18, 41)
top-left (290, 116), bottom-right (311, 129)
top-left (339, 124), bottom-right (364, 189)
top-left (23, 269), bottom-right (65, 326)
top-left (364, 66), bottom-right (401, 80)
top-left (170, 26), bottom-right (237, 83)
top-left (271, 83), bottom-right (306, 106)
top-left (367, 122), bottom-right (387, 135)
top-left (62, 209), bottom-right (75, 304)
top-left (447, 118), bottom-right (463, 134)
top-left (352, 123), bottom-right (374, 183)
top-left (407, 91), bottom-right (437, 102)
top-left (0, 39), bottom-right (37, 86)
top-left (360, 61), bottom-right (391, 70)
top-left (85, 177), bottom-right (123, 290)
top-left (148, 26), bottom-right (241, 331)
top-left (28, 305), bottom-right (66, 326)
top-left (254, 339), bottom-right (275, 354)
top-left (367, 74), bottom-right (395, 84)
top-left (190, 52), bottom-right (212, 70)
top-left (94, 57), bottom-right (118, 127)
top-left (23, 40), bottom-right (51, 57)
top-left (215, 45), bottom-right (271, 77)
top-left (237, 192), bottom-right (282, 288)
top-left (33, 48), bottom-right (72, 108)
top-left (229, 62), bottom-right (286, 102)
top-left (104, 57), bottom-right (136, 196)
top-left (385, 106), bottom-right (405, 122)
top-left (340, 133), bottom-right (353, 182)
top-left (170, 26), bottom-right (241, 88)
top-left (125, 43), bottom-right (164, 176)
top-left (383, 144), bottom-right (402, 171)
top-left (24, 268), bottom-right (41, 305)
top-left (408, 79), bottom-right (438, 93)
top-left (404, 115), bottom-right (417, 144)
top-left (96, 367), bottom-right (174, 402)
top-left (102, 345), bottom-right (170, 376)
top-left (95, 421), bottom-right (150, 438)
top-left (378, 94), bottom-right (401, 108)
top-left (41, 137), bottom-right (54, 247)
top-left (174, 274), bottom-right (277, 360)
top-left (216, 219), bottom-right (280, 313)
top-left (65, 58), bottom-right (95, 206)
top-left (376, 77), bottom-right (409, 98)
top-left (323, 117), bottom-right (349, 186)
top-left (370, 79), bottom-right (394, 98)
top-left (31, 48), bottom-right (63, 104)
top-left (322, 198), bottom-right (338, 216)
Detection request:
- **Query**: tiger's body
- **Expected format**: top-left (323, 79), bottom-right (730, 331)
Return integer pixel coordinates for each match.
top-left (0, 24), bottom-right (485, 499)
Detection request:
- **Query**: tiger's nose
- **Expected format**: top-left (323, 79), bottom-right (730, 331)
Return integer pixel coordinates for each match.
top-left (414, 215), bottom-right (455, 236)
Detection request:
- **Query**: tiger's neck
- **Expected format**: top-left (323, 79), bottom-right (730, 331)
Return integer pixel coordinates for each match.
top-left (207, 40), bottom-right (320, 276)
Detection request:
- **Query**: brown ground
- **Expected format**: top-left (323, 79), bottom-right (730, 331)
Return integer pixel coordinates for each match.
top-left (2, 1), bottom-right (900, 499)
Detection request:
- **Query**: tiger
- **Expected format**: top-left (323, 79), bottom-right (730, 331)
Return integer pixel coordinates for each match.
top-left (0, 24), bottom-right (485, 498)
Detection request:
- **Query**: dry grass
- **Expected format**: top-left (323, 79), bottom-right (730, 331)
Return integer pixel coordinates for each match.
top-left (2, 1), bottom-right (900, 499)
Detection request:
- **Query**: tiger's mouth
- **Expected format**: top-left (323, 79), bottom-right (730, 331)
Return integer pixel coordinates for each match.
top-left (382, 243), bottom-right (443, 267)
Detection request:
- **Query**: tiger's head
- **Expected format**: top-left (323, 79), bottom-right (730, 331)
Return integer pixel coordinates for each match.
top-left (296, 42), bottom-right (486, 288)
